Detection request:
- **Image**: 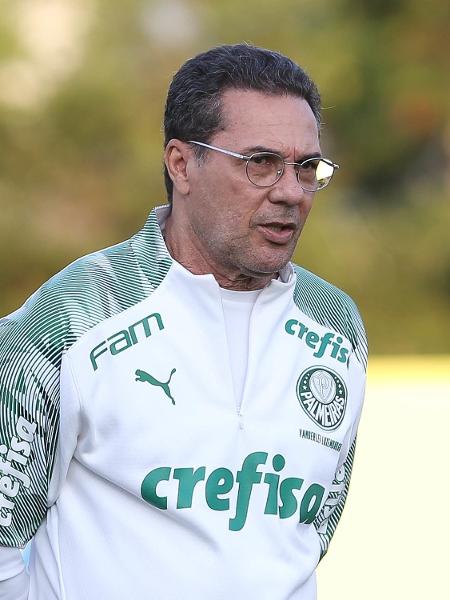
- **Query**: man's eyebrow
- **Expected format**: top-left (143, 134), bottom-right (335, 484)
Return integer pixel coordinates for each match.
top-left (240, 145), bottom-right (322, 162)
top-left (295, 152), bottom-right (322, 163)
top-left (240, 145), bottom-right (278, 155)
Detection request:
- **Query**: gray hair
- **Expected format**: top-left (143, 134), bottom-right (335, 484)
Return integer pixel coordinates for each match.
top-left (163, 43), bottom-right (321, 200)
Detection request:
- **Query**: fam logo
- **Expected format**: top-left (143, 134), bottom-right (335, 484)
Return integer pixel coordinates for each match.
top-left (89, 313), bottom-right (164, 372)
top-left (296, 367), bottom-right (347, 431)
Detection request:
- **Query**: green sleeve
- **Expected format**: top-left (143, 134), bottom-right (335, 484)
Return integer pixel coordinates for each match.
top-left (313, 437), bottom-right (357, 559)
top-left (0, 293), bottom-right (61, 547)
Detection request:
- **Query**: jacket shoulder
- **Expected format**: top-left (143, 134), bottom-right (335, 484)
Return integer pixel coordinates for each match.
top-left (292, 265), bottom-right (368, 370)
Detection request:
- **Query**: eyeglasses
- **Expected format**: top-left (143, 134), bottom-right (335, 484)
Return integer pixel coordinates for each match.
top-left (189, 140), bottom-right (339, 192)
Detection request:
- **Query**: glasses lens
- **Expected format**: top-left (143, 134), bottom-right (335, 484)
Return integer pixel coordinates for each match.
top-left (297, 158), bottom-right (335, 191)
top-left (246, 153), bottom-right (284, 187)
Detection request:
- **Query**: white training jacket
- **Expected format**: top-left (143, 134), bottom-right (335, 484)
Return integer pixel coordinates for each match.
top-left (0, 205), bottom-right (367, 599)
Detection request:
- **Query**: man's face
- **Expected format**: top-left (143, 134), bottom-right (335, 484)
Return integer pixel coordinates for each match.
top-left (173, 89), bottom-right (321, 284)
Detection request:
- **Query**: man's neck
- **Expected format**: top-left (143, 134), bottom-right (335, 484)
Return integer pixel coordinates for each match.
top-left (163, 213), bottom-right (276, 291)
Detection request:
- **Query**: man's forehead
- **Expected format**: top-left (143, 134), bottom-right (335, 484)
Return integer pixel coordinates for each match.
top-left (217, 88), bottom-right (319, 153)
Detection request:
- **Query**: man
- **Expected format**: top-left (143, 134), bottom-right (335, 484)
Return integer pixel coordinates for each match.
top-left (0, 44), bottom-right (367, 599)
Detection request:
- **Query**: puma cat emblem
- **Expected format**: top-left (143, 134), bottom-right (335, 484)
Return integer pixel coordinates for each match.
top-left (135, 369), bottom-right (176, 405)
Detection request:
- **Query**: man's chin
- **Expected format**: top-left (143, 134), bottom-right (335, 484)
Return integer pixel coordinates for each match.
top-left (239, 252), bottom-right (294, 279)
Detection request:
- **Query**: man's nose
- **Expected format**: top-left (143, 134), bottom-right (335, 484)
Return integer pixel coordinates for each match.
top-left (268, 165), bottom-right (308, 206)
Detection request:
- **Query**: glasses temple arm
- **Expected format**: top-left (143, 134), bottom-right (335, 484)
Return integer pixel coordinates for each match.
top-left (188, 140), bottom-right (249, 160)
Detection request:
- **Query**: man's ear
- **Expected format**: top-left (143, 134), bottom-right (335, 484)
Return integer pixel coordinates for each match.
top-left (164, 140), bottom-right (191, 197)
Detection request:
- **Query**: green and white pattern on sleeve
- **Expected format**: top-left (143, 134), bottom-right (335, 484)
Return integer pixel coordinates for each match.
top-left (313, 437), bottom-right (357, 558)
top-left (293, 266), bottom-right (368, 370)
top-left (0, 211), bottom-right (172, 546)
top-left (292, 266), bottom-right (367, 557)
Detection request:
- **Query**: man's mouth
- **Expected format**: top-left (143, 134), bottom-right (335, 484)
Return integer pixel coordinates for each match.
top-left (256, 222), bottom-right (297, 245)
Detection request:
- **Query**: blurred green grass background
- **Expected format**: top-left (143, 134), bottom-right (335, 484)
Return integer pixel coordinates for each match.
top-left (0, 0), bottom-right (449, 353)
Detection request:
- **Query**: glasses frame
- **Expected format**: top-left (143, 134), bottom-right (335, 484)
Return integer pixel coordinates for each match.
top-left (188, 140), bottom-right (339, 192)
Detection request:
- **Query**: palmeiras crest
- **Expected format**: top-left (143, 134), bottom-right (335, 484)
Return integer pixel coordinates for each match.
top-left (296, 367), bottom-right (347, 431)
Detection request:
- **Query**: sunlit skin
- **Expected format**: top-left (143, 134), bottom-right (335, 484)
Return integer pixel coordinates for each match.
top-left (164, 89), bottom-right (321, 290)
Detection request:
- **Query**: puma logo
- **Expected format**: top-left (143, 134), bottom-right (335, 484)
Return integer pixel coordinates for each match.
top-left (135, 368), bottom-right (176, 405)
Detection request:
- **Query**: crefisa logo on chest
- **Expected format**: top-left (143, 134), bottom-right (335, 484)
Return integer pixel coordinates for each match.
top-left (296, 367), bottom-right (347, 430)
